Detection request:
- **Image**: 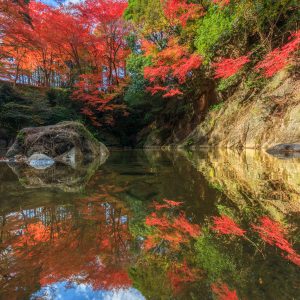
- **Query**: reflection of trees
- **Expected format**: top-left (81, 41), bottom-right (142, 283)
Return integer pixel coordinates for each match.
top-left (0, 196), bottom-right (132, 299)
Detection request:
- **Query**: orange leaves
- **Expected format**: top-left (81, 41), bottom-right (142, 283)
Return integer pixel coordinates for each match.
top-left (163, 0), bottom-right (203, 27)
top-left (212, 0), bottom-right (232, 7)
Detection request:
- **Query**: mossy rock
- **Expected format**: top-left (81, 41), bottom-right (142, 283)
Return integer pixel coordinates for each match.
top-left (6, 121), bottom-right (109, 164)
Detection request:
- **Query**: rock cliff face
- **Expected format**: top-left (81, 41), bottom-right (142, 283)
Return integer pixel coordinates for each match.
top-left (143, 70), bottom-right (300, 150)
top-left (181, 71), bottom-right (300, 149)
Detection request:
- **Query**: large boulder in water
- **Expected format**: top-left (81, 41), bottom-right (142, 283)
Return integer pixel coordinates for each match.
top-left (6, 121), bottom-right (109, 165)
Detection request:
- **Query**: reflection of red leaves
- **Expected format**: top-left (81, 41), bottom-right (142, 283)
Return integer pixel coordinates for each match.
top-left (173, 213), bottom-right (201, 237)
top-left (212, 216), bottom-right (245, 236)
top-left (252, 216), bottom-right (300, 267)
top-left (168, 261), bottom-right (198, 293)
top-left (145, 212), bottom-right (170, 228)
top-left (211, 282), bottom-right (239, 300)
top-left (144, 201), bottom-right (200, 250)
top-left (153, 199), bottom-right (183, 210)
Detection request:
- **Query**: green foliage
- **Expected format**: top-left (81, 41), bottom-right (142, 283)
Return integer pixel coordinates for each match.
top-left (216, 74), bottom-right (240, 93)
top-left (195, 5), bottom-right (236, 61)
top-left (195, 232), bottom-right (237, 281)
top-left (124, 0), bottom-right (168, 33)
top-left (209, 102), bottom-right (224, 112)
top-left (129, 255), bottom-right (173, 300)
top-left (0, 82), bottom-right (81, 136)
top-left (124, 54), bottom-right (151, 106)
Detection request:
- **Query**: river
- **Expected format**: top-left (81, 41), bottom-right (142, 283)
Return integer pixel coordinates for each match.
top-left (0, 149), bottom-right (299, 299)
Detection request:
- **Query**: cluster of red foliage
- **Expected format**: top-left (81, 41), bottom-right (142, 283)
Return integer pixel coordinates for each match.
top-left (144, 38), bottom-right (202, 98)
top-left (0, 0), bottom-right (130, 124)
top-left (255, 30), bottom-right (300, 77)
top-left (252, 216), bottom-right (300, 266)
top-left (144, 200), bottom-right (201, 250)
top-left (212, 215), bottom-right (246, 236)
top-left (211, 282), bottom-right (239, 300)
top-left (152, 198), bottom-right (184, 210)
top-left (213, 55), bottom-right (250, 79)
top-left (168, 260), bottom-right (198, 293)
top-left (163, 0), bottom-right (203, 27)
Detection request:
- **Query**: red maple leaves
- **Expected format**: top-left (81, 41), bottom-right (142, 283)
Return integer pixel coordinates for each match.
top-left (213, 55), bottom-right (250, 79)
top-left (212, 215), bottom-right (246, 236)
top-left (255, 30), bottom-right (300, 77)
top-left (144, 38), bottom-right (202, 98)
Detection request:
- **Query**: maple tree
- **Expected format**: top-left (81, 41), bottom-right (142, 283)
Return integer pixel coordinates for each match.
top-left (143, 38), bottom-right (202, 98)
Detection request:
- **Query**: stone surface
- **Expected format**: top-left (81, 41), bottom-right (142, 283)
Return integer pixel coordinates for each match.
top-left (6, 121), bottom-right (109, 165)
top-left (180, 70), bottom-right (300, 149)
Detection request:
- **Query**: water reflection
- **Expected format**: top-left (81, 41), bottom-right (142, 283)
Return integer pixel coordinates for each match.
top-left (0, 150), bottom-right (299, 299)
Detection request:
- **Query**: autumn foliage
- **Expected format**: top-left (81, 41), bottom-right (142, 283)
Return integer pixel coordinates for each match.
top-left (255, 30), bottom-right (300, 77)
top-left (144, 38), bottom-right (202, 97)
top-left (211, 282), bottom-right (239, 300)
top-left (213, 55), bottom-right (250, 79)
top-left (144, 199), bottom-right (200, 250)
top-left (252, 216), bottom-right (300, 266)
top-left (212, 215), bottom-right (246, 236)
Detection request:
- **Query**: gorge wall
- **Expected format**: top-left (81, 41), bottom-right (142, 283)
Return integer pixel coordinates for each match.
top-left (143, 70), bottom-right (300, 150)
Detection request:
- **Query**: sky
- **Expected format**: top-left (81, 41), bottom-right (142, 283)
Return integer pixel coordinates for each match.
top-left (32, 282), bottom-right (145, 300)
top-left (40, 0), bottom-right (81, 7)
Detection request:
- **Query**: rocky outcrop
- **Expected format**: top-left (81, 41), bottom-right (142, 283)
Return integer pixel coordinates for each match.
top-left (142, 70), bottom-right (300, 150)
top-left (6, 121), bottom-right (109, 167)
top-left (180, 71), bottom-right (300, 150)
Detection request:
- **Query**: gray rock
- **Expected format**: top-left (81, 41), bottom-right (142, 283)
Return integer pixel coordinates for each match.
top-left (266, 144), bottom-right (300, 159)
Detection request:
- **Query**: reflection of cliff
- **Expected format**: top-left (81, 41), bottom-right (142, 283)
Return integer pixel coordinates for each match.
top-left (181, 149), bottom-right (300, 220)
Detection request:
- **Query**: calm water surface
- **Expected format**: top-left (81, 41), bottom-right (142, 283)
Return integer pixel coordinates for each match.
top-left (0, 150), bottom-right (299, 300)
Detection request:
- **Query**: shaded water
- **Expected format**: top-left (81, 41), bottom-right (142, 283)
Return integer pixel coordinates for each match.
top-left (0, 150), bottom-right (299, 300)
